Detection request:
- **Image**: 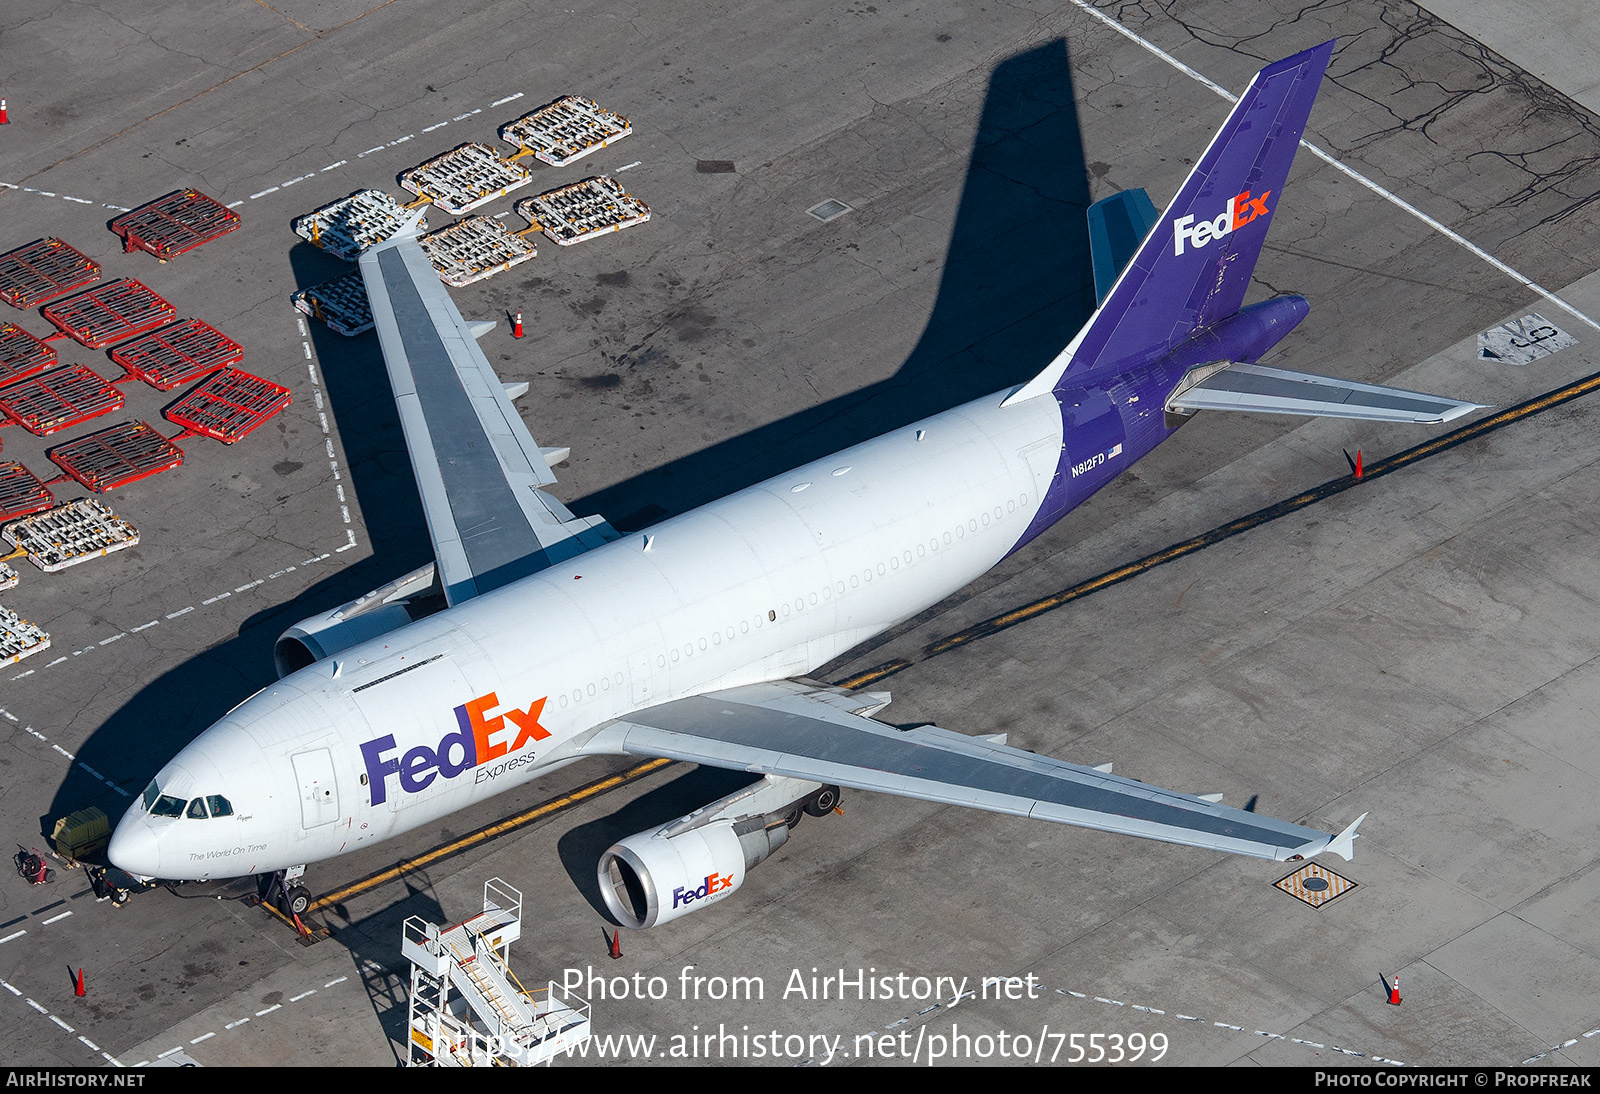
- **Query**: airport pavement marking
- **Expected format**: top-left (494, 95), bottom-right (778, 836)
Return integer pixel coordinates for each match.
top-left (297, 312), bottom-right (362, 554)
top-left (307, 757), bottom-right (674, 912)
top-left (0, 974), bottom-right (116, 1066)
top-left (0, 182), bottom-right (130, 213)
top-left (801, 976), bottom-right (1409, 1065)
top-left (835, 363), bottom-right (1600, 691)
top-left (1065, 0), bottom-right (1600, 336)
top-left (127, 972), bottom-right (355, 1066)
top-left (7, 547), bottom-right (347, 684)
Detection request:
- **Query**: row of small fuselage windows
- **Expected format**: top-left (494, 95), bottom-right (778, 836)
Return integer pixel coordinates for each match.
top-left (552, 493), bottom-right (1030, 711)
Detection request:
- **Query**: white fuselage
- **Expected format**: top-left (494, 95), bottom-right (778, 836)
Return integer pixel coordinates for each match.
top-left (110, 387), bottom-right (1068, 880)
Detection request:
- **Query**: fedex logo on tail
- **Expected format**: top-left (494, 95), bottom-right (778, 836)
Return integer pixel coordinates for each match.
top-left (1173, 190), bottom-right (1272, 256)
top-left (361, 692), bottom-right (550, 805)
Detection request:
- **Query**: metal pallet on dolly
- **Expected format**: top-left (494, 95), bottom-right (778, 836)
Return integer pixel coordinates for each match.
top-left (0, 323), bottom-right (57, 386)
top-left (0, 364), bottom-right (125, 436)
top-left (515, 176), bottom-right (650, 247)
top-left (400, 143), bottom-right (533, 215)
top-left (111, 189), bottom-right (240, 260)
top-left (0, 239), bottom-right (101, 309)
top-left (4, 499), bottom-right (139, 573)
top-left (165, 368), bottom-right (291, 444)
top-left (41, 279), bottom-right (176, 350)
top-left (292, 271), bottom-right (373, 336)
top-left (110, 319), bottom-right (242, 390)
top-left (0, 462), bottom-right (54, 521)
top-left (0, 563), bottom-right (15, 592)
top-left (419, 217), bottom-right (537, 287)
top-left (500, 95), bottom-right (632, 167)
top-left (294, 190), bottom-right (427, 261)
top-left (0, 606), bottom-right (49, 666)
top-left (48, 421), bottom-right (184, 493)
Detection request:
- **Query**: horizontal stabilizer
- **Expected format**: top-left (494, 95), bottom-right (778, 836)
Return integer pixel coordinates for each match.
top-left (1168, 362), bottom-right (1485, 424)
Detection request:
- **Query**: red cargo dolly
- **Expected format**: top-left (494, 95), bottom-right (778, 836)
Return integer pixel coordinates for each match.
top-left (165, 368), bottom-right (291, 443)
top-left (0, 364), bottom-right (125, 436)
top-left (47, 421), bottom-right (183, 493)
top-left (109, 318), bottom-right (242, 391)
top-left (41, 279), bottom-right (176, 350)
top-left (0, 462), bottom-right (55, 521)
top-left (110, 190), bottom-right (241, 260)
top-left (0, 239), bottom-right (101, 309)
top-left (0, 323), bottom-right (58, 386)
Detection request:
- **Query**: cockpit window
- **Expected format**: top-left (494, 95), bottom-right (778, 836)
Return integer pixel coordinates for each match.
top-left (186, 798), bottom-right (209, 819)
top-left (206, 795), bottom-right (234, 817)
top-left (150, 795), bottom-right (187, 818)
top-left (142, 780), bottom-right (160, 812)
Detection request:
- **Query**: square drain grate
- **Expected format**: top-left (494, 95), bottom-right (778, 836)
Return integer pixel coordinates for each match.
top-left (807, 198), bottom-right (853, 222)
top-left (1274, 862), bottom-right (1357, 909)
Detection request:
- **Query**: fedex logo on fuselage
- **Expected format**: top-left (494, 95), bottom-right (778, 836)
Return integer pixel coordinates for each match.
top-left (360, 692), bottom-right (550, 805)
top-left (1173, 189), bottom-right (1272, 256)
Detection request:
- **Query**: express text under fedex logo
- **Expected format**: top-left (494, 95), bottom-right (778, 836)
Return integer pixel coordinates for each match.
top-left (361, 692), bottom-right (549, 805)
top-left (1172, 189), bottom-right (1272, 255)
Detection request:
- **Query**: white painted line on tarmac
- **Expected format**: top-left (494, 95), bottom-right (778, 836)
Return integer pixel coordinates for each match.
top-left (227, 201), bottom-right (244, 208)
top-left (165, 606), bottom-right (194, 619)
top-left (491, 92), bottom-right (525, 107)
top-left (1064, 0), bottom-right (1600, 334)
top-left (256, 1003), bottom-right (281, 1016)
top-left (42, 911), bottom-right (72, 925)
top-left (0, 931), bottom-right (26, 944)
top-left (50, 1015), bottom-right (73, 1032)
top-left (290, 990), bottom-right (315, 1002)
top-left (281, 173), bottom-right (315, 187)
top-left (77, 1036), bottom-right (98, 1051)
top-left (321, 160), bottom-right (347, 172)
top-left (189, 1031), bottom-right (214, 1044)
top-left (131, 620), bottom-right (159, 632)
top-left (249, 186), bottom-right (280, 199)
top-left (422, 122), bottom-right (448, 133)
top-left (616, 160), bottom-right (642, 172)
top-left (225, 1017), bottom-right (249, 1029)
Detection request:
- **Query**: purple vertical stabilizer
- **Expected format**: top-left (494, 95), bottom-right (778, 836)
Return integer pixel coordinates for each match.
top-left (1017, 41), bottom-right (1333, 397)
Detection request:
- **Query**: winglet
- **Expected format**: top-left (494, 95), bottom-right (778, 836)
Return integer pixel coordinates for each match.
top-left (1323, 811), bottom-right (1368, 861)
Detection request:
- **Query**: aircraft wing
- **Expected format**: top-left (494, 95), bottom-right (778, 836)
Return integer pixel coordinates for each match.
top-left (359, 231), bottom-right (618, 605)
top-left (580, 679), bottom-right (1364, 862)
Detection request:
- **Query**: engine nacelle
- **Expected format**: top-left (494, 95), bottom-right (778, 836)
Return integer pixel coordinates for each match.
top-left (273, 561), bottom-right (443, 678)
top-left (598, 774), bottom-right (836, 929)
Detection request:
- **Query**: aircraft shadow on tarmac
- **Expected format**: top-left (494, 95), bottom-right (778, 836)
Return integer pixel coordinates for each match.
top-left (47, 38), bottom-right (1097, 899)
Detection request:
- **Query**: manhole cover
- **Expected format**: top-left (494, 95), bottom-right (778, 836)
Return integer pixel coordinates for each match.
top-left (807, 198), bottom-right (852, 222)
top-left (1274, 862), bottom-right (1356, 909)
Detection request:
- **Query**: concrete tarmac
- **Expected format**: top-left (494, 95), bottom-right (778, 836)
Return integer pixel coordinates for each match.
top-left (0, 0), bottom-right (1597, 1068)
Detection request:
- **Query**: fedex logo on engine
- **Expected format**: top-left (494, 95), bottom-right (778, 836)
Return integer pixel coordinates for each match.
top-left (360, 692), bottom-right (550, 805)
top-left (673, 872), bottom-right (734, 909)
top-left (1173, 189), bottom-right (1272, 256)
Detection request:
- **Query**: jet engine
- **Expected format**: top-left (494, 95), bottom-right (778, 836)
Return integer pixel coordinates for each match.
top-left (598, 776), bottom-right (841, 928)
top-left (273, 561), bottom-right (445, 677)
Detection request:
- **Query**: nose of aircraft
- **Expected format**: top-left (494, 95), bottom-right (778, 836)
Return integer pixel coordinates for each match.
top-left (107, 812), bottom-right (161, 880)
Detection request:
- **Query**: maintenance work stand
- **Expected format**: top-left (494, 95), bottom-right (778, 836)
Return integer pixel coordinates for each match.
top-left (401, 879), bottom-right (592, 1066)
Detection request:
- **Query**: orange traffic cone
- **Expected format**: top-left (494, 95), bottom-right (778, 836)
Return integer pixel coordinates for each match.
top-left (0, 100), bottom-right (9, 125)
top-left (609, 928), bottom-right (623, 960)
top-left (75, 968), bottom-right (85, 997)
top-left (1355, 450), bottom-right (1364, 480)
top-left (513, 310), bottom-right (524, 339)
top-left (1386, 974), bottom-right (1401, 1005)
